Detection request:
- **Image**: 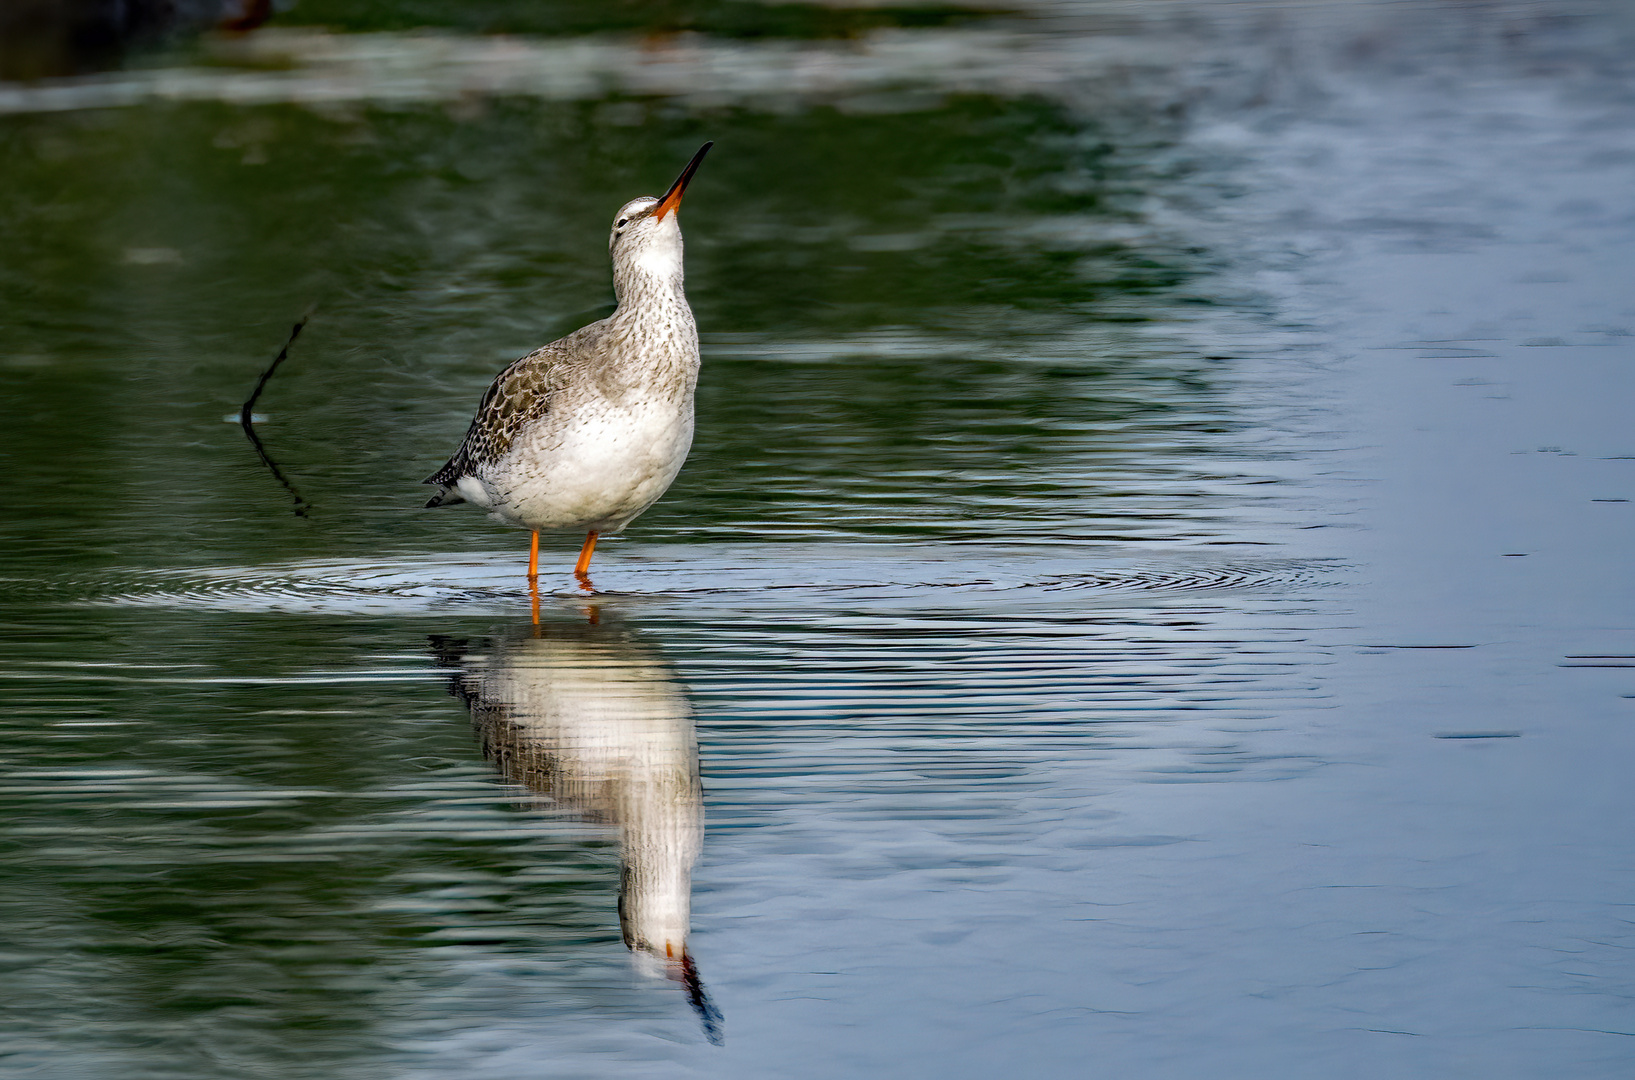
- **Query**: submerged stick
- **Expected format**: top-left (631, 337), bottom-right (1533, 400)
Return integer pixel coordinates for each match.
top-left (239, 314), bottom-right (313, 517)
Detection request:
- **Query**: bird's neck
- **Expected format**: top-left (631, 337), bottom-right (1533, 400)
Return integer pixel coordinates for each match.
top-left (604, 256), bottom-right (698, 395)
top-left (614, 235), bottom-right (686, 307)
top-left (611, 245), bottom-right (695, 353)
top-left (613, 268), bottom-right (693, 349)
top-left (614, 263), bottom-right (687, 312)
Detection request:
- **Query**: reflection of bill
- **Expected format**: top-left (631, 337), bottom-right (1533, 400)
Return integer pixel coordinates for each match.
top-left (434, 616), bottom-right (722, 1043)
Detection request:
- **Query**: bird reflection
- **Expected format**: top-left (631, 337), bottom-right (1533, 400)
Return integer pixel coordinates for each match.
top-left (432, 612), bottom-right (721, 1043)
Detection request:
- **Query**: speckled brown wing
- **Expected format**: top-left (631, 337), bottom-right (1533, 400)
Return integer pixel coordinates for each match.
top-left (422, 346), bottom-right (568, 501)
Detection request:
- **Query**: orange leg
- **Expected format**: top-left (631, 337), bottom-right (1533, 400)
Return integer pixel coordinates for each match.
top-left (527, 530), bottom-right (539, 581)
top-left (574, 531), bottom-right (599, 590)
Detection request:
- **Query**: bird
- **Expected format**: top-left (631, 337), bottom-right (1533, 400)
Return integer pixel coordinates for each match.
top-left (423, 142), bottom-right (713, 591)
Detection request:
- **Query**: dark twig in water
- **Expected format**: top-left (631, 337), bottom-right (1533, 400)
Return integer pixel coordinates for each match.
top-left (241, 314), bottom-right (307, 423)
top-left (680, 951), bottom-right (724, 1045)
top-left (239, 314), bottom-right (312, 517)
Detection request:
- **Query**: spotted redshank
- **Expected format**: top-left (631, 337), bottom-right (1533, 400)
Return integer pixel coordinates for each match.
top-left (424, 142), bottom-right (713, 590)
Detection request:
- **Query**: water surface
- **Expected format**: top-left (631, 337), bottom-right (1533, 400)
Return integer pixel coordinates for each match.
top-left (1, 2), bottom-right (1632, 1077)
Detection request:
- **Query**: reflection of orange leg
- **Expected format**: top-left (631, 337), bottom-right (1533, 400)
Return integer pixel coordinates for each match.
top-left (574, 531), bottom-right (598, 591)
top-left (529, 579), bottom-right (541, 627)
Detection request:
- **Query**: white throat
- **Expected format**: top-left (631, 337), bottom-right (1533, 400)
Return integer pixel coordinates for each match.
top-left (632, 230), bottom-right (683, 282)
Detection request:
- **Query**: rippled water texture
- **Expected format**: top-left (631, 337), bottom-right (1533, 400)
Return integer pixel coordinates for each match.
top-left (1, 2), bottom-right (1633, 1077)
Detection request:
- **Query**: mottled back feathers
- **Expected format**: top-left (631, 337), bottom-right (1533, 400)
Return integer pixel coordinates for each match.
top-left (422, 325), bottom-right (609, 499)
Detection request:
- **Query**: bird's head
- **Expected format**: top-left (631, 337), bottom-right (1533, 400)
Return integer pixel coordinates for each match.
top-left (609, 142), bottom-right (712, 282)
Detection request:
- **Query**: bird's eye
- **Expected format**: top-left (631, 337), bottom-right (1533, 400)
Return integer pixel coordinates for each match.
top-left (616, 218), bottom-right (628, 228)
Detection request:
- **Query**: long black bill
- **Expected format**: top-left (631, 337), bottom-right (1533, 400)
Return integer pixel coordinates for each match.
top-left (653, 141), bottom-right (713, 220)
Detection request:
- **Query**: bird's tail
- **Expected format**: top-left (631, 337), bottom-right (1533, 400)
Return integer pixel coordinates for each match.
top-left (424, 484), bottom-right (466, 508)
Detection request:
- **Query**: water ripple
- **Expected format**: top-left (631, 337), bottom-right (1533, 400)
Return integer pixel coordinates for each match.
top-left (27, 548), bottom-right (1349, 615)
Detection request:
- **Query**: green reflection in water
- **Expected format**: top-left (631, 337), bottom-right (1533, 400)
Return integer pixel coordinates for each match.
top-left (0, 44), bottom-right (1285, 1074)
top-left (0, 90), bottom-right (1222, 582)
top-left (0, 607), bottom-right (643, 1076)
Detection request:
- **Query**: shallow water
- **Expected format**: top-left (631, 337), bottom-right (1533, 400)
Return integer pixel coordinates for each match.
top-left (1, 2), bottom-right (1633, 1077)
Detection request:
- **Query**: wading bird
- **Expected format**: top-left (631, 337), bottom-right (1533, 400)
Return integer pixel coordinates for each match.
top-left (424, 143), bottom-right (713, 590)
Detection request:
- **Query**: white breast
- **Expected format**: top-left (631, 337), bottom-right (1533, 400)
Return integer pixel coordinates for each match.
top-left (486, 399), bottom-right (695, 533)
